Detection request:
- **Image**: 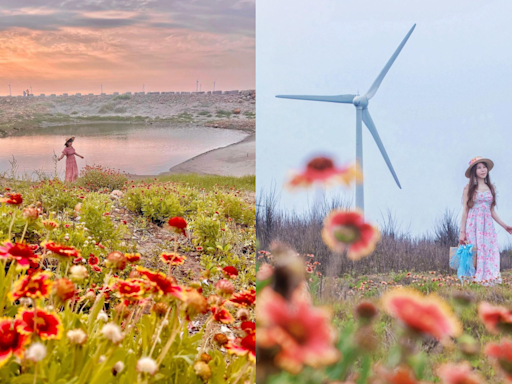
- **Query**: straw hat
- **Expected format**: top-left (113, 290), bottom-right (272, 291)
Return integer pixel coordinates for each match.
top-left (65, 136), bottom-right (75, 145)
top-left (465, 156), bottom-right (494, 178)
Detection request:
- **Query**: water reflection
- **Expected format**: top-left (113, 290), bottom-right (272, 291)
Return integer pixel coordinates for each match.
top-left (1, 123), bottom-right (247, 177)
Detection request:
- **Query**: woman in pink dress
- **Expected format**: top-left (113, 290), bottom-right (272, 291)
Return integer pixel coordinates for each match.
top-left (459, 157), bottom-right (512, 286)
top-left (57, 137), bottom-right (84, 182)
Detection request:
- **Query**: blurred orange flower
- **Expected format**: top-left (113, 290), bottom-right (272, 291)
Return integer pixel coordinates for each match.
top-left (285, 156), bottom-right (361, 190)
top-left (478, 301), bottom-right (512, 335)
top-left (256, 287), bottom-right (339, 374)
top-left (381, 288), bottom-right (462, 342)
top-left (485, 339), bottom-right (512, 381)
top-left (322, 209), bottom-right (380, 260)
top-left (437, 362), bottom-right (484, 384)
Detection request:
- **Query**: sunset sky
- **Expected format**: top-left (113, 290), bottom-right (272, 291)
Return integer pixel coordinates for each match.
top-left (0, 0), bottom-right (254, 95)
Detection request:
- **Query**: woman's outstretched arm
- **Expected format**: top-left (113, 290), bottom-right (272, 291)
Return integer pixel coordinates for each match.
top-left (491, 207), bottom-right (512, 234)
top-left (74, 152), bottom-right (84, 159)
top-left (459, 185), bottom-right (469, 244)
top-left (57, 153), bottom-right (65, 161)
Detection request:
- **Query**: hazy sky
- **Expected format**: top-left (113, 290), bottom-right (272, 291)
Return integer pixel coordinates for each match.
top-left (256, 0), bottom-right (512, 247)
top-left (0, 0), bottom-right (254, 95)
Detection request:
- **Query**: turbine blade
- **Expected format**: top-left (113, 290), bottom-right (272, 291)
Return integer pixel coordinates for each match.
top-left (275, 94), bottom-right (356, 103)
top-left (361, 108), bottom-right (402, 189)
top-left (365, 24), bottom-right (416, 100)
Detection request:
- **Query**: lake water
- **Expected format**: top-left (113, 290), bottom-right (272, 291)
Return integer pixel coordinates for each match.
top-left (0, 123), bottom-right (248, 177)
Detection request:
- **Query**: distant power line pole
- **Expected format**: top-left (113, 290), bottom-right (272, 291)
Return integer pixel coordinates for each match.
top-left (196, 80), bottom-right (198, 92)
top-left (101, 84), bottom-right (103, 94)
top-left (143, 84), bottom-right (145, 93)
top-left (30, 85), bottom-right (32, 95)
top-left (8, 84), bottom-right (11, 96)
top-left (213, 81), bottom-right (215, 92)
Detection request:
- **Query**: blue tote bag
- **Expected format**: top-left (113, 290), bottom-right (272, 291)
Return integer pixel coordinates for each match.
top-left (449, 244), bottom-right (476, 283)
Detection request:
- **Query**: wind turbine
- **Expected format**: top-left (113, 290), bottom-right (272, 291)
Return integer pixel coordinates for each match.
top-left (276, 24), bottom-right (416, 212)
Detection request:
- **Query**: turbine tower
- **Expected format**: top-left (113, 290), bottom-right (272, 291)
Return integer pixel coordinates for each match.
top-left (276, 24), bottom-right (416, 212)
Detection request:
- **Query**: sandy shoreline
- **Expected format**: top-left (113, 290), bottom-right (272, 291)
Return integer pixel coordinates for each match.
top-left (127, 133), bottom-right (255, 179)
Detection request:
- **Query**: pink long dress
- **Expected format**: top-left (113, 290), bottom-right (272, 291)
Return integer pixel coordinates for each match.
top-left (62, 146), bottom-right (79, 182)
top-left (466, 190), bottom-right (501, 286)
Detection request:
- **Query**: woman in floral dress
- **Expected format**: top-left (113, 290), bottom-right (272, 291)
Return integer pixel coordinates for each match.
top-left (57, 137), bottom-right (84, 182)
top-left (459, 157), bottom-right (512, 285)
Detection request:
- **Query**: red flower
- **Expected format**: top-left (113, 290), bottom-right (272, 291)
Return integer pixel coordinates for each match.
top-left (221, 266), bottom-right (239, 279)
top-left (166, 217), bottom-right (187, 236)
top-left (0, 318), bottom-right (30, 368)
top-left (125, 253), bottom-right (141, 263)
top-left (285, 157), bottom-right (361, 190)
top-left (10, 271), bottom-right (53, 301)
top-left (136, 267), bottom-right (186, 301)
top-left (485, 339), bottom-right (512, 380)
top-left (160, 252), bottom-right (186, 266)
top-left (257, 287), bottom-right (340, 374)
top-left (92, 265), bottom-right (102, 273)
top-left (17, 308), bottom-right (63, 340)
top-left (382, 288), bottom-right (462, 342)
top-left (376, 365), bottom-right (421, 384)
top-left (478, 301), bottom-right (512, 335)
top-left (225, 321), bottom-right (256, 362)
top-left (106, 251), bottom-right (127, 271)
top-left (113, 279), bottom-right (145, 301)
top-left (0, 242), bottom-right (40, 269)
top-left (53, 278), bottom-right (76, 302)
top-left (229, 289), bottom-right (256, 308)
top-left (437, 362), bottom-right (484, 384)
top-left (322, 209), bottom-right (380, 260)
top-left (88, 254), bottom-right (99, 266)
top-left (210, 305), bottom-right (234, 324)
top-left (0, 193), bottom-right (23, 205)
top-left (43, 241), bottom-right (81, 259)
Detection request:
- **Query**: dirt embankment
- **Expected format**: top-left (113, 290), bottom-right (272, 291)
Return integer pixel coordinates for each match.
top-left (0, 91), bottom-right (255, 137)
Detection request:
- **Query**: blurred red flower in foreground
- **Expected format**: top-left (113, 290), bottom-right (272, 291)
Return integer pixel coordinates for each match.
top-left (0, 318), bottom-right (30, 368)
top-left (285, 156), bottom-right (362, 190)
top-left (17, 308), bottom-right (63, 340)
top-left (437, 362), bottom-right (484, 384)
top-left (478, 301), bottom-right (512, 335)
top-left (381, 288), bottom-right (462, 342)
top-left (485, 339), bottom-right (512, 381)
top-left (166, 217), bottom-right (187, 236)
top-left (0, 193), bottom-right (23, 205)
top-left (322, 209), bottom-right (380, 260)
top-left (0, 242), bottom-right (40, 269)
top-left (256, 287), bottom-right (339, 374)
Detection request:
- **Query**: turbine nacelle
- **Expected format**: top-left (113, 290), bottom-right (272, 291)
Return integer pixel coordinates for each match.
top-left (352, 96), bottom-right (368, 109)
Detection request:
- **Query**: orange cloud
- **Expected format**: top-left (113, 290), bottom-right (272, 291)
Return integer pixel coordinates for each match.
top-left (0, 2), bottom-right (254, 95)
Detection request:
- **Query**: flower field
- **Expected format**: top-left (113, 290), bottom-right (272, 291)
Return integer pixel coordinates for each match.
top-left (256, 156), bottom-right (512, 384)
top-left (0, 167), bottom-right (255, 383)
